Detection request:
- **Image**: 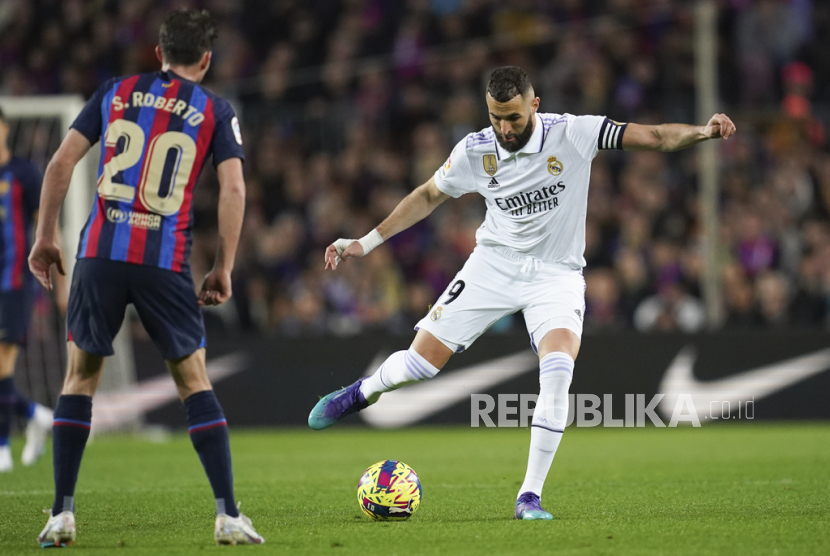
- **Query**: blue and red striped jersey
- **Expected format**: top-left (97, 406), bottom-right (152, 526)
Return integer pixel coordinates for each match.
top-left (70, 70), bottom-right (244, 273)
top-left (0, 157), bottom-right (41, 291)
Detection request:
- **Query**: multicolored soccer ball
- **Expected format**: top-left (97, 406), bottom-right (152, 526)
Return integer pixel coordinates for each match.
top-left (357, 460), bottom-right (422, 521)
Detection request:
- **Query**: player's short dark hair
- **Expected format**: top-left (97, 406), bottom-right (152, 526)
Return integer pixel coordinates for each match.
top-left (159, 8), bottom-right (218, 66)
top-left (486, 66), bottom-right (533, 102)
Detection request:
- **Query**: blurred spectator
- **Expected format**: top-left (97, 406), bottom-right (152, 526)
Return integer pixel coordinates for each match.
top-left (634, 282), bottom-right (706, 333)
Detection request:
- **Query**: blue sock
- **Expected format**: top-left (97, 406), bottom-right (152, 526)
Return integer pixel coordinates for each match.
top-left (185, 390), bottom-right (238, 517)
top-left (0, 377), bottom-right (12, 447)
top-left (51, 395), bottom-right (92, 516)
top-left (14, 392), bottom-right (35, 420)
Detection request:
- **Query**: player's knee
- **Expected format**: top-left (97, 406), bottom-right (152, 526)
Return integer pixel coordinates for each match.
top-left (167, 350), bottom-right (211, 400)
top-left (537, 328), bottom-right (580, 361)
top-left (411, 330), bottom-right (453, 370)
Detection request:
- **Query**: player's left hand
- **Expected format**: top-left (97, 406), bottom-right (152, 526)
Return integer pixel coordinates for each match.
top-left (703, 113), bottom-right (737, 140)
top-left (199, 268), bottom-right (232, 306)
top-left (324, 239), bottom-right (365, 270)
top-left (28, 239), bottom-right (65, 291)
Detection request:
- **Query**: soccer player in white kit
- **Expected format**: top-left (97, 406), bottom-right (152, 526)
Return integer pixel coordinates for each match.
top-left (309, 66), bottom-right (736, 520)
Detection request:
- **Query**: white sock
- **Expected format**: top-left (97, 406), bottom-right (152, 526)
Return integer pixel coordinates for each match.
top-left (518, 351), bottom-right (573, 499)
top-left (359, 348), bottom-right (440, 403)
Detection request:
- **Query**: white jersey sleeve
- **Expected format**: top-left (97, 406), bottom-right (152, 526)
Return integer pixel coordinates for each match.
top-left (434, 138), bottom-right (476, 198)
top-left (565, 115), bottom-right (604, 160)
top-left (565, 114), bottom-right (628, 160)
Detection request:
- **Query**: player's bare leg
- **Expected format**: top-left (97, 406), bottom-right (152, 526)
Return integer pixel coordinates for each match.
top-left (39, 342), bottom-right (103, 547)
top-left (516, 327), bottom-right (579, 520)
top-left (308, 329), bottom-right (452, 430)
top-left (166, 348), bottom-right (212, 401)
top-left (168, 349), bottom-right (263, 545)
top-left (61, 342), bottom-right (105, 396)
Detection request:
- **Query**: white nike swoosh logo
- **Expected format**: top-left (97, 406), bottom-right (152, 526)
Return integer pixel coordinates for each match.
top-left (657, 346), bottom-right (830, 419)
top-left (360, 350), bottom-right (539, 428)
top-left (91, 353), bottom-right (247, 432)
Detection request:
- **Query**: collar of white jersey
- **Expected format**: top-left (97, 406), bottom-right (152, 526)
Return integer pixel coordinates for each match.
top-left (494, 113), bottom-right (544, 161)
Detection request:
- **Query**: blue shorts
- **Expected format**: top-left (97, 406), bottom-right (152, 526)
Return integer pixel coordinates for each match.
top-left (0, 286), bottom-right (34, 346)
top-left (67, 258), bottom-right (206, 360)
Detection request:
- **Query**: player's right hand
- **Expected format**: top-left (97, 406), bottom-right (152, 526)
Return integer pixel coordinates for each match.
top-left (325, 239), bottom-right (365, 270)
top-left (28, 239), bottom-right (65, 291)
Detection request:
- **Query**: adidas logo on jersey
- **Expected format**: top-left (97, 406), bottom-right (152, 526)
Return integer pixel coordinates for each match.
top-left (487, 177), bottom-right (500, 189)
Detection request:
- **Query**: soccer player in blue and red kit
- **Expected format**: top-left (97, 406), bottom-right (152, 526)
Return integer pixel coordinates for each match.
top-left (0, 107), bottom-right (54, 473)
top-left (28, 9), bottom-right (263, 547)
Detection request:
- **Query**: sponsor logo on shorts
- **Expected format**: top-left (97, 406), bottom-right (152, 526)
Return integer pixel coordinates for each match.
top-left (483, 154), bottom-right (497, 176)
top-left (106, 208), bottom-right (162, 230)
top-left (574, 309), bottom-right (582, 320)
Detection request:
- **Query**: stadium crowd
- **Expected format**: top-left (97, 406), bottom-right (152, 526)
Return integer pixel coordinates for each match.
top-left (1, 0), bottom-right (829, 335)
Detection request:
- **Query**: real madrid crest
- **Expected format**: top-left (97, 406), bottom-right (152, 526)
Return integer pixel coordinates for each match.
top-left (547, 156), bottom-right (563, 176)
top-left (483, 154), bottom-right (497, 176)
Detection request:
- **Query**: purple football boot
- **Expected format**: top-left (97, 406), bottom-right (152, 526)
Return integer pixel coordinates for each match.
top-left (308, 378), bottom-right (369, 430)
top-left (515, 492), bottom-right (554, 520)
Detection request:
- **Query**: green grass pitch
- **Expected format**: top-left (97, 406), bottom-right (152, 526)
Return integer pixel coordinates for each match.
top-left (1, 424), bottom-right (828, 555)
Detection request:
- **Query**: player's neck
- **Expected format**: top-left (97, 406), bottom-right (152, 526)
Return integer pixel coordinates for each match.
top-left (161, 63), bottom-right (203, 83)
top-left (0, 146), bottom-right (10, 167)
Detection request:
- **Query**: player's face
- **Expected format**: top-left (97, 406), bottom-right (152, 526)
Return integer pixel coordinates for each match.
top-left (486, 92), bottom-right (539, 152)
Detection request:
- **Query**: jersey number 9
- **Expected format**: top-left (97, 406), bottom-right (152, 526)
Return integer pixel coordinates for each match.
top-left (443, 280), bottom-right (465, 305)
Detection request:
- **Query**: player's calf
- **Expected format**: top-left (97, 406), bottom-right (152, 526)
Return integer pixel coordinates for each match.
top-left (308, 347), bottom-right (443, 430)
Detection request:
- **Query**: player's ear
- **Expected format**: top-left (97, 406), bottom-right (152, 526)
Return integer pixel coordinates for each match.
top-left (532, 96), bottom-right (540, 113)
top-left (200, 51), bottom-right (212, 72)
top-left (155, 45), bottom-right (164, 64)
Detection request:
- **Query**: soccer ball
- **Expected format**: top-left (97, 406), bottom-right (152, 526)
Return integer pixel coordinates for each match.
top-left (357, 460), bottom-right (422, 521)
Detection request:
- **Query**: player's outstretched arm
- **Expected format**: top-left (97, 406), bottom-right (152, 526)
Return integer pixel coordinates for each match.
top-left (622, 113), bottom-right (736, 152)
top-left (28, 129), bottom-right (91, 290)
top-left (325, 176), bottom-right (450, 270)
top-left (199, 157), bottom-right (245, 306)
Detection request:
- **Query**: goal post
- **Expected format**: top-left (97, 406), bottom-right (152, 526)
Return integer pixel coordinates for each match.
top-left (0, 95), bottom-right (137, 427)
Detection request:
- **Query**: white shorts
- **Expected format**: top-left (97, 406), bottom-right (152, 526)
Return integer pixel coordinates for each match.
top-left (415, 244), bottom-right (586, 353)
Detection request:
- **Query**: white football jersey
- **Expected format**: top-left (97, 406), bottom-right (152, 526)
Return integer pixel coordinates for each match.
top-left (434, 113), bottom-right (626, 268)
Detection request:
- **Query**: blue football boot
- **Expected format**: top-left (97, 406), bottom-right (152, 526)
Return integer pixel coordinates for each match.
top-left (308, 378), bottom-right (369, 430)
top-left (515, 492), bottom-right (554, 520)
